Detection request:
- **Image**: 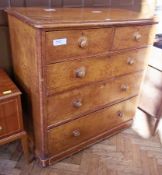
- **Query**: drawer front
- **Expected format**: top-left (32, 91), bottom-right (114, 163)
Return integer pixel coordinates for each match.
top-left (45, 28), bottom-right (113, 63)
top-left (46, 48), bottom-right (149, 94)
top-left (112, 25), bottom-right (155, 50)
top-left (0, 97), bottom-right (22, 138)
top-left (47, 71), bottom-right (143, 126)
top-left (48, 97), bottom-right (138, 155)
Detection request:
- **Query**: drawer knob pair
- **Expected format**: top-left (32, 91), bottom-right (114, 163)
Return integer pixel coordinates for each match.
top-left (121, 84), bottom-right (129, 91)
top-left (75, 67), bottom-right (86, 78)
top-left (133, 32), bottom-right (142, 42)
top-left (73, 99), bottom-right (82, 108)
top-left (78, 36), bottom-right (88, 48)
top-left (72, 129), bottom-right (80, 137)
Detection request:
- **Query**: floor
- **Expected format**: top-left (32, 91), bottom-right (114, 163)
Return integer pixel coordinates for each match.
top-left (0, 111), bottom-right (162, 175)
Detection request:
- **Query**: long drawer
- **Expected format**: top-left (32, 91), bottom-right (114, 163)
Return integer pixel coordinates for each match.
top-left (45, 28), bottom-right (113, 64)
top-left (48, 97), bottom-right (138, 155)
top-left (47, 71), bottom-right (143, 127)
top-left (46, 48), bottom-right (150, 94)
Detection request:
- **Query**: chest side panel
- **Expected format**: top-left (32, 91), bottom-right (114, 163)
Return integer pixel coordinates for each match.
top-left (8, 15), bottom-right (46, 158)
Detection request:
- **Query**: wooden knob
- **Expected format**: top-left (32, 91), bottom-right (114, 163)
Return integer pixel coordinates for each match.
top-left (78, 37), bottom-right (88, 48)
top-left (72, 130), bottom-right (80, 137)
top-left (121, 84), bottom-right (129, 91)
top-left (75, 67), bottom-right (86, 78)
top-left (117, 111), bottom-right (124, 117)
top-left (0, 126), bottom-right (3, 131)
top-left (127, 58), bottom-right (135, 65)
top-left (73, 99), bottom-right (82, 108)
top-left (133, 32), bottom-right (142, 41)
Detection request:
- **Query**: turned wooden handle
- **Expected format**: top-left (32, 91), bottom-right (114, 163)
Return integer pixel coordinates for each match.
top-left (75, 67), bottom-right (86, 78)
top-left (127, 58), bottom-right (135, 65)
top-left (117, 111), bottom-right (124, 117)
top-left (72, 130), bottom-right (80, 137)
top-left (121, 84), bottom-right (129, 91)
top-left (78, 36), bottom-right (88, 48)
top-left (73, 100), bottom-right (82, 108)
top-left (133, 32), bottom-right (142, 41)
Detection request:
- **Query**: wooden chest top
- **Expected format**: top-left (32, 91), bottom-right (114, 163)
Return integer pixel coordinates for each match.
top-left (6, 7), bottom-right (157, 29)
top-left (0, 69), bottom-right (21, 100)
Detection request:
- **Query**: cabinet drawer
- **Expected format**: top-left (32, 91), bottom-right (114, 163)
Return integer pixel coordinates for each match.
top-left (112, 25), bottom-right (155, 50)
top-left (46, 48), bottom-right (149, 94)
top-left (48, 97), bottom-right (137, 155)
top-left (47, 71), bottom-right (143, 127)
top-left (45, 28), bottom-right (113, 64)
top-left (0, 97), bottom-right (22, 138)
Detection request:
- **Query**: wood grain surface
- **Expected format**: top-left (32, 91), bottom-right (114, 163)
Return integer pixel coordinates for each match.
top-left (112, 25), bottom-right (156, 50)
top-left (8, 15), bottom-right (46, 158)
top-left (0, 69), bottom-right (20, 100)
top-left (1, 125), bottom-right (162, 175)
top-left (5, 7), bottom-right (157, 29)
top-left (47, 72), bottom-right (143, 127)
top-left (48, 97), bottom-right (138, 156)
top-left (45, 28), bottom-right (113, 63)
top-left (0, 97), bottom-right (22, 138)
top-left (0, 69), bottom-right (28, 162)
top-left (46, 48), bottom-right (150, 94)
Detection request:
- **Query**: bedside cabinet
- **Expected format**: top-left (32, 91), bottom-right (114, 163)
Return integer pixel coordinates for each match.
top-left (6, 7), bottom-right (157, 166)
top-left (0, 69), bottom-right (28, 161)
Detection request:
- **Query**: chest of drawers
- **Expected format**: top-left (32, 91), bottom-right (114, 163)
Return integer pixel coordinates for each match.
top-left (6, 7), bottom-right (157, 166)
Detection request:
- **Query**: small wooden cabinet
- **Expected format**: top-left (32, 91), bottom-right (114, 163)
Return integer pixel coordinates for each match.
top-left (0, 69), bottom-right (28, 161)
top-left (6, 7), bottom-right (157, 166)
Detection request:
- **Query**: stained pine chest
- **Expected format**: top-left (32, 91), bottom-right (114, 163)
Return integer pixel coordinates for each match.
top-left (6, 7), bottom-right (157, 166)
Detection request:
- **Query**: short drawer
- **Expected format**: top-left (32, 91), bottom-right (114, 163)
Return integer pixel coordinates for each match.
top-left (112, 25), bottom-right (155, 50)
top-left (48, 97), bottom-right (137, 155)
top-left (47, 71), bottom-right (143, 127)
top-left (46, 48), bottom-right (149, 94)
top-left (0, 97), bottom-right (22, 138)
top-left (45, 28), bottom-right (113, 64)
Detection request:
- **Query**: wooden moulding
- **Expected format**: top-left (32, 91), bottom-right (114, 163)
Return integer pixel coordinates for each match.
top-left (0, 130), bottom-right (26, 145)
top-left (5, 7), bottom-right (158, 30)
